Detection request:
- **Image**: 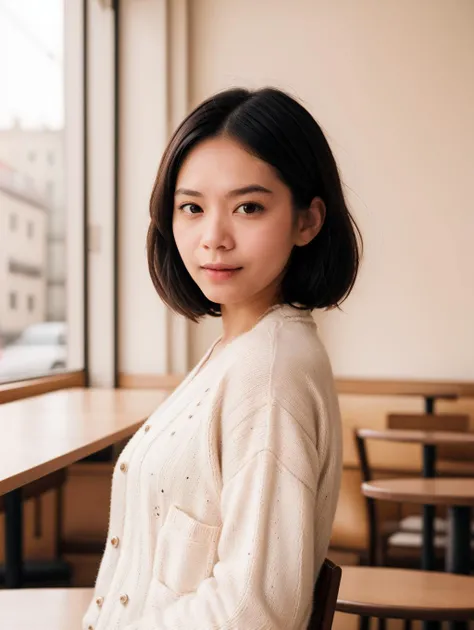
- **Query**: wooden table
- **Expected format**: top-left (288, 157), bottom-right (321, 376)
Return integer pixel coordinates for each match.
top-left (363, 478), bottom-right (474, 630)
top-left (357, 428), bottom-right (474, 448)
top-left (0, 387), bottom-right (168, 588)
top-left (363, 478), bottom-right (474, 575)
top-left (0, 587), bottom-right (92, 629)
top-left (337, 566), bottom-right (474, 622)
top-left (357, 428), bottom-right (474, 574)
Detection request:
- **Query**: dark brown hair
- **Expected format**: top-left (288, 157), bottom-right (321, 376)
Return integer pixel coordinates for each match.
top-left (147, 87), bottom-right (362, 322)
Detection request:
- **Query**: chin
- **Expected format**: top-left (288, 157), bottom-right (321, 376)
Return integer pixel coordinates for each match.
top-left (199, 286), bottom-right (244, 305)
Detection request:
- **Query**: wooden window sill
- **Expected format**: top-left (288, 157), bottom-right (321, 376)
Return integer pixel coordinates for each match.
top-left (0, 371), bottom-right (86, 404)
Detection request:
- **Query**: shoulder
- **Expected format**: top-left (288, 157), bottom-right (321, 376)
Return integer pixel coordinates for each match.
top-left (220, 307), bottom-right (337, 420)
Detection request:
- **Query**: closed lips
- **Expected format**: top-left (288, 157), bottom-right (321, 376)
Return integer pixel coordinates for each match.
top-left (202, 265), bottom-right (242, 270)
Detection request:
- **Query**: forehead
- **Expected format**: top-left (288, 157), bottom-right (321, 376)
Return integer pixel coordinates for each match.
top-left (175, 136), bottom-right (278, 190)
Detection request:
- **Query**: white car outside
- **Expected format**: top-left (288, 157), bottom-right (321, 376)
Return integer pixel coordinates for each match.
top-left (0, 321), bottom-right (67, 383)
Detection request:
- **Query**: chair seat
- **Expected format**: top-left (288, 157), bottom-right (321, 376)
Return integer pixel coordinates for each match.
top-left (388, 530), bottom-right (474, 550)
top-left (388, 530), bottom-right (448, 549)
top-left (399, 515), bottom-right (474, 536)
top-left (337, 566), bottom-right (474, 621)
top-left (0, 587), bottom-right (92, 629)
top-left (399, 515), bottom-right (447, 533)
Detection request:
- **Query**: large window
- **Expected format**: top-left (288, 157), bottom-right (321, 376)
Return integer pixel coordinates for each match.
top-left (0, 0), bottom-right (84, 383)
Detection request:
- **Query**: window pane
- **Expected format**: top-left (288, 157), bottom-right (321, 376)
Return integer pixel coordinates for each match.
top-left (9, 292), bottom-right (17, 310)
top-left (0, 0), bottom-right (80, 383)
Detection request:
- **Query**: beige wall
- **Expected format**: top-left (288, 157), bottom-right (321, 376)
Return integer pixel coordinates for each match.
top-left (188, 0), bottom-right (474, 382)
top-left (118, 0), bottom-right (169, 378)
top-left (105, 0), bottom-right (473, 383)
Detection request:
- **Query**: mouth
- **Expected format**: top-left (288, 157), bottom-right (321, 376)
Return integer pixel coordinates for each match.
top-left (201, 265), bottom-right (243, 280)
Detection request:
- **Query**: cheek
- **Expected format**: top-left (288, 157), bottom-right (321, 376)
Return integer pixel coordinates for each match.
top-left (248, 219), bottom-right (294, 257)
top-left (172, 222), bottom-right (193, 260)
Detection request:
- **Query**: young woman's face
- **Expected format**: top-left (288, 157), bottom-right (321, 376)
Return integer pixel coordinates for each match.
top-left (172, 135), bottom-right (308, 309)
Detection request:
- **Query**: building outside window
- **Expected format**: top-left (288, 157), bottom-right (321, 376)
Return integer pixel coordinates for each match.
top-left (9, 292), bottom-right (17, 310)
top-left (0, 0), bottom-right (84, 383)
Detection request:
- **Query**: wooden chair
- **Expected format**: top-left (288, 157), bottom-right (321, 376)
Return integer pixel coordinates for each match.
top-left (352, 428), bottom-right (432, 569)
top-left (353, 422), bottom-right (474, 570)
top-left (387, 413), bottom-right (473, 539)
top-left (329, 465), bottom-right (372, 564)
top-left (337, 566), bottom-right (474, 627)
top-left (354, 419), bottom-right (474, 630)
top-left (307, 558), bottom-right (342, 629)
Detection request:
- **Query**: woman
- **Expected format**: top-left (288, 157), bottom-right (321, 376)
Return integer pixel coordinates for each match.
top-left (82, 86), bottom-right (361, 630)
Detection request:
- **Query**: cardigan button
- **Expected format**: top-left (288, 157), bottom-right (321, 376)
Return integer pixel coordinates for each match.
top-left (144, 424), bottom-right (151, 432)
top-left (119, 462), bottom-right (128, 473)
top-left (120, 593), bottom-right (129, 605)
top-left (96, 596), bottom-right (104, 607)
top-left (111, 536), bottom-right (120, 548)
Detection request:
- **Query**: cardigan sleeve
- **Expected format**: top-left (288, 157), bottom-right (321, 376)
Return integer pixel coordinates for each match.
top-left (123, 398), bottom-right (322, 630)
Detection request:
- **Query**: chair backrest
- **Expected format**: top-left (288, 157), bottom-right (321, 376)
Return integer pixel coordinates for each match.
top-left (387, 413), bottom-right (468, 432)
top-left (353, 429), bottom-right (379, 565)
top-left (307, 558), bottom-right (342, 630)
top-left (387, 413), bottom-right (471, 460)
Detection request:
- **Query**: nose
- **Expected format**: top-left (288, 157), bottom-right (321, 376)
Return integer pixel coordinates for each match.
top-left (200, 210), bottom-right (234, 251)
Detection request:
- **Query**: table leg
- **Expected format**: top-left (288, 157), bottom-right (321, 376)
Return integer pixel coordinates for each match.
top-left (421, 444), bottom-right (436, 572)
top-left (446, 506), bottom-right (471, 630)
top-left (422, 442), bottom-right (439, 630)
top-left (446, 506), bottom-right (471, 574)
top-left (4, 488), bottom-right (23, 588)
top-left (424, 396), bottom-right (435, 415)
top-left (422, 505), bottom-right (436, 571)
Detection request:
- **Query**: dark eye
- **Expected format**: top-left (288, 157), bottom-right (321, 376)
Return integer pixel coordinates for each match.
top-left (179, 203), bottom-right (202, 214)
top-left (235, 203), bottom-right (264, 215)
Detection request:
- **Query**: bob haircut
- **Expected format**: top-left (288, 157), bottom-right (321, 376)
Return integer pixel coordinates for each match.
top-left (147, 87), bottom-right (362, 322)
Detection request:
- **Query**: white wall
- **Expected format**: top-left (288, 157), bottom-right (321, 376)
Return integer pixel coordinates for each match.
top-left (187, 0), bottom-right (474, 382)
top-left (86, 0), bottom-right (116, 386)
top-left (118, 0), bottom-right (169, 376)
top-left (64, 0), bottom-right (85, 374)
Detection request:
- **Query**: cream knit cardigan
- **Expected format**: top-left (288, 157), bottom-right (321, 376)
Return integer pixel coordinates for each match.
top-left (82, 304), bottom-right (342, 630)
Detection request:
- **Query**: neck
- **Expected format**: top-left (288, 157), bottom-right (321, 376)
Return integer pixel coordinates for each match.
top-left (219, 296), bottom-right (282, 345)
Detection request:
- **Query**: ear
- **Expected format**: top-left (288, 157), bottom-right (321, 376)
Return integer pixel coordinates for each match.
top-left (293, 197), bottom-right (326, 247)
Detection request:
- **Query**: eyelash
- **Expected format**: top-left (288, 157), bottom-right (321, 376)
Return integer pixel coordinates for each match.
top-left (178, 202), bottom-right (265, 216)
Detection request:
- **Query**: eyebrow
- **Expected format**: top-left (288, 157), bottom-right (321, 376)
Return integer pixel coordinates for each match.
top-left (175, 184), bottom-right (274, 198)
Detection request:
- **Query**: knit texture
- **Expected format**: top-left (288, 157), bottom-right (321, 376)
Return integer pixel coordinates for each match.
top-left (82, 304), bottom-right (342, 630)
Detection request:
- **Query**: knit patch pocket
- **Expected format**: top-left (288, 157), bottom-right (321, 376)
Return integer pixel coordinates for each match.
top-left (153, 504), bottom-right (221, 595)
